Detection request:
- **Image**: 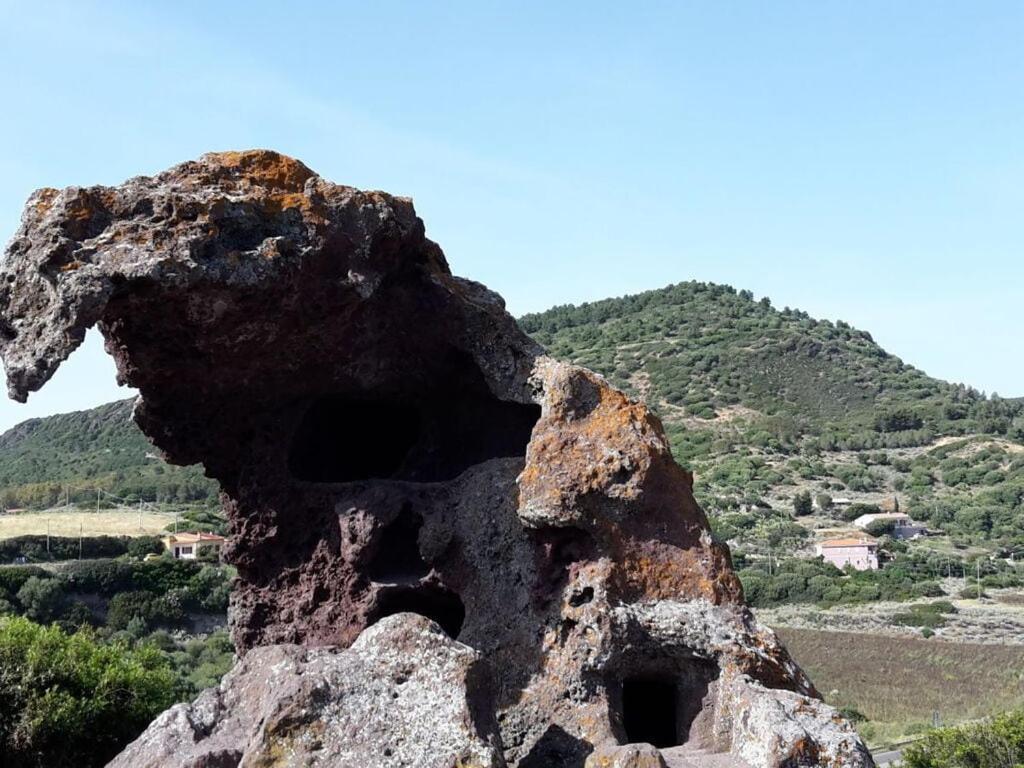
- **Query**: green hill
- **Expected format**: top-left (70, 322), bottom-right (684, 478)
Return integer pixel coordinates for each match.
top-left (0, 400), bottom-right (216, 510)
top-left (520, 282), bottom-right (1021, 449)
top-left (520, 282), bottom-right (1024, 552)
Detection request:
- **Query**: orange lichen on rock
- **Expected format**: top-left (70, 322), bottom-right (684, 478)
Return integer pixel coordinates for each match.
top-left (204, 149), bottom-right (316, 192)
top-left (610, 542), bottom-right (744, 605)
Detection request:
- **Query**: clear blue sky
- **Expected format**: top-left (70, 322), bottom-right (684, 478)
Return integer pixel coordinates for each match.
top-left (1, 1), bottom-right (1021, 431)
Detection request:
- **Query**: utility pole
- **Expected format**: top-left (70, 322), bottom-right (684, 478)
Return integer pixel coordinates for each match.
top-left (138, 499), bottom-right (143, 531)
top-left (46, 518), bottom-right (50, 555)
top-left (96, 488), bottom-right (100, 514)
top-left (78, 520), bottom-right (83, 561)
top-left (977, 559), bottom-right (982, 599)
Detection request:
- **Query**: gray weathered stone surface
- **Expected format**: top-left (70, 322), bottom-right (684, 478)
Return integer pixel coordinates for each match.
top-left (1, 151), bottom-right (873, 768)
top-left (586, 742), bottom-right (669, 768)
top-left (107, 613), bottom-right (504, 768)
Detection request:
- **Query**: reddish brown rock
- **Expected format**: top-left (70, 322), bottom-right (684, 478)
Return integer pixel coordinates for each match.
top-left (0, 151), bottom-right (872, 768)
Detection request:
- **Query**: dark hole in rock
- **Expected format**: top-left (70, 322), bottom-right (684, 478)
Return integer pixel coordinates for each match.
top-left (369, 585), bottom-right (466, 639)
top-left (289, 398), bottom-right (420, 482)
top-left (519, 723), bottom-right (593, 768)
top-left (368, 506), bottom-right (430, 583)
top-left (568, 586), bottom-right (594, 607)
top-left (622, 676), bottom-right (679, 748)
top-left (288, 372), bottom-right (540, 484)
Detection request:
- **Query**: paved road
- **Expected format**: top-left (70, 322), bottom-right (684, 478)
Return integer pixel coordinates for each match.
top-left (872, 748), bottom-right (904, 766)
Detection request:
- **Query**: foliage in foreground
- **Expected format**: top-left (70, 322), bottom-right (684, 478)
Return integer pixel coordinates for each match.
top-left (903, 709), bottom-right (1024, 768)
top-left (0, 616), bottom-right (177, 768)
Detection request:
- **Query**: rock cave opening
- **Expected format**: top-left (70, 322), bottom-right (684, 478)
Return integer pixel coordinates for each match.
top-left (289, 397), bottom-right (421, 482)
top-left (368, 506), bottom-right (431, 583)
top-left (368, 585), bottom-right (466, 639)
top-left (287, 353), bottom-right (540, 484)
top-left (616, 661), bottom-right (720, 750)
top-left (622, 676), bottom-right (679, 749)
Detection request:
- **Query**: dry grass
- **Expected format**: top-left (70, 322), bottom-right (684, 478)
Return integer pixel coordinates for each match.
top-left (778, 627), bottom-right (1024, 746)
top-left (0, 509), bottom-right (175, 539)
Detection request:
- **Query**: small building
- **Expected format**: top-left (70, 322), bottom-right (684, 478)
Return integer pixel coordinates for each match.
top-left (831, 498), bottom-right (853, 508)
top-left (162, 532), bottom-right (226, 560)
top-left (816, 537), bottom-right (879, 571)
top-left (852, 512), bottom-right (927, 540)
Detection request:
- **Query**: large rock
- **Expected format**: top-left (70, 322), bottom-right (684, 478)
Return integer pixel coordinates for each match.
top-left (108, 613), bottom-right (504, 768)
top-left (0, 151), bottom-right (873, 767)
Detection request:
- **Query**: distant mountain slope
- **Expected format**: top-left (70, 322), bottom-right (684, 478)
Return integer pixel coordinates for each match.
top-left (0, 399), bottom-right (215, 509)
top-left (520, 282), bottom-right (1021, 457)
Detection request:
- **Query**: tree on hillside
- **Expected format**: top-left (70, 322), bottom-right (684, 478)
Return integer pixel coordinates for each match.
top-left (792, 490), bottom-right (813, 517)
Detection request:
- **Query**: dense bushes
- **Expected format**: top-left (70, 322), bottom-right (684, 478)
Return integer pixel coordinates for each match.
top-left (0, 558), bottom-right (234, 631)
top-left (0, 616), bottom-right (177, 768)
top-left (0, 535), bottom-right (164, 564)
top-left (737, 551), bottom-right (997, 608)
top-left (903, 709), bottom-right (1024, 768)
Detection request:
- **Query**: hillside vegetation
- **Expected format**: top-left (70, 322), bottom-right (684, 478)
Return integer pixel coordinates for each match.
top-left (521, 282), bottom-right (1024, 555)
top-left (0, 400), bottom-right (217, 510)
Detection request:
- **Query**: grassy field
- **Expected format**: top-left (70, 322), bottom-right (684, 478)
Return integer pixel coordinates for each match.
top-left (778, 627), bottom-right (1024, 747)
top-left (0, 509), bottom-right (175, 539)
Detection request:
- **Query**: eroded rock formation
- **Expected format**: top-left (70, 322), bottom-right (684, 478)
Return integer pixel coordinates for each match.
top-left (0, 151), bottom-right (873, 768)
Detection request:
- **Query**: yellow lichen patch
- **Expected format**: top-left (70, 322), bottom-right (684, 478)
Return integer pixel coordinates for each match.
top-left (249, 717), bottom-right (325, 768)
top-left (206, 150), bottom-right (315, 192)
top-left (59, 260), bottom-right (84, 272)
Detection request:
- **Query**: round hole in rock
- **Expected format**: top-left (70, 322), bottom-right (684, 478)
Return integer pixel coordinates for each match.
top-left (368, 585), bottom-right (466, 639)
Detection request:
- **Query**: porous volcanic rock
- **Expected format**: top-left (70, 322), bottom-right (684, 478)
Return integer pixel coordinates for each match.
top-left (0, 151), bottom-right (873, 768)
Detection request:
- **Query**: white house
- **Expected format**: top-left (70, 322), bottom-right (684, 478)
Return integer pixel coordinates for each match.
top-left (162, 532), bottom-right (226, 560)
top-left (852, 512), bottom-right (926, 540)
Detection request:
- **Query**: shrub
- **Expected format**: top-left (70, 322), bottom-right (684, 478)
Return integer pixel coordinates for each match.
top-left (0, 566), bottom-right (50, 596)
top-left (0, 536), bottom-right (136, 564)
top-left (126, 536), bottom-right (165, 559)
top-left (865, 519), bottom-right (896, 537)
top-left (903, 709), bottom-right (1024, 768)
top-left (792, 490), bottom-right (813, 517)
top-left (60, 559), bottom-right (135, 595)
top-left (106, 591), bottom-right (186, 632)
top-left (0, 616), bottom-right (176, 767)
top-left (16, 577), bottom-right (66, 623)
